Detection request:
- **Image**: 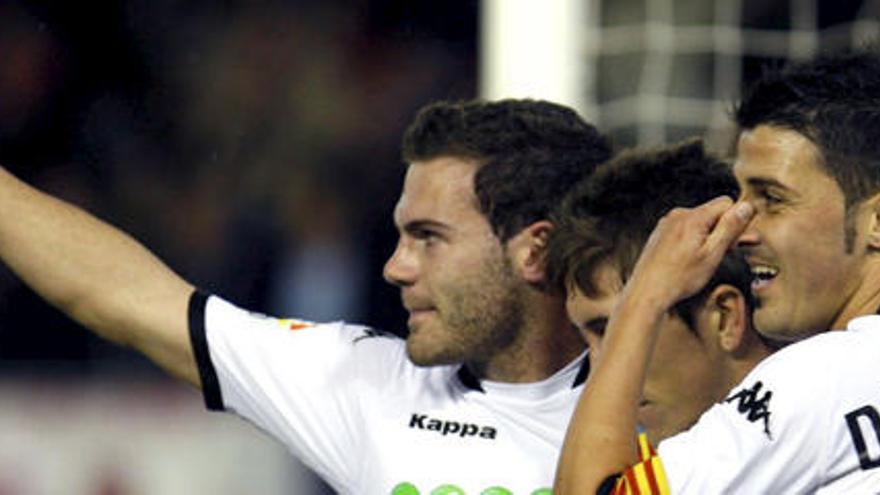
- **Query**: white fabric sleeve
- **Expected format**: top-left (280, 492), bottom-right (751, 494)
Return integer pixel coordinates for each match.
top-left (187, 291), bottom-right (402, 488)
top-left (656, 344), bottom-right (828, 493)
top-left (655, 322), bottom-right (880, 494)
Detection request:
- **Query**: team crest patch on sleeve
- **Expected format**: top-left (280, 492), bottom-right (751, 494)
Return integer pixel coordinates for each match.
top-left (277, 318), bottom-right (315, 331)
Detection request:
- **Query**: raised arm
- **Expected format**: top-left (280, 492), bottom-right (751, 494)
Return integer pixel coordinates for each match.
top-left (0, 167), bottom-right (199, 386)
top-left (554, 198), bottom-right (754, 494)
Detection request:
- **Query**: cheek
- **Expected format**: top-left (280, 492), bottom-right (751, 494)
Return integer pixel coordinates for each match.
top-left (781, 215), bottom-right (848, 281)
top-left (647, 331), bottom-right (708, 389)
top-left (424, 250), bottom-right (485, 292)
top-left (759, 210), bottom-right (838, 271)
top-left (435, 253), bottom-right (512, 318)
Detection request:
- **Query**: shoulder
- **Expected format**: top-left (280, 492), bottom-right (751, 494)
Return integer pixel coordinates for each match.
top-left (205, 294), bottom-right (402, 343)
top-left (201, 294), bottom-right (413, 378)
top-left (658, 319), bottom-right (880, 491)
top-left (660, 319), bottom-right (880, 463)
top-left (746, 317), bottom-right (880, 384)
top-left (726, 323), bottom-right (880, 428)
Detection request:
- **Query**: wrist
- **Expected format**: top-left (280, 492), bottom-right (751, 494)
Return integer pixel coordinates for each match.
top-left (617, 279), bottom-right (674, 320)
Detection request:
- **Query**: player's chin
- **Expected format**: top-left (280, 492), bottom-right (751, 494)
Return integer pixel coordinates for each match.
top-left (406, 351), bottom-right (459, 367)
top-left (753, 303), bottom-right (802, 342)
top-left (405, 335), bottom-right (460, 367)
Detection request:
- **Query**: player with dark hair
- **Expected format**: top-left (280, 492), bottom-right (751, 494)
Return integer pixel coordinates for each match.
top-left (733, 49), bottom-right (880, 341)
top-left (390, 99), bottom-right (613, 375)
top-left (554, 49), bottom-right (880, 494)
top-left (0, 98), bottom-right (612, 494)
top-left (545, 139), bottom-right (776, 445)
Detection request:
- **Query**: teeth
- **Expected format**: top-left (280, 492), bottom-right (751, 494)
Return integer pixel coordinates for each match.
top-left (751, 265), bottom-right (779, 280)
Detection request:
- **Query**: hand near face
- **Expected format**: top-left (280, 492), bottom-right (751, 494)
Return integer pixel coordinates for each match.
top-left (623, 197), bottom-right (755, 310)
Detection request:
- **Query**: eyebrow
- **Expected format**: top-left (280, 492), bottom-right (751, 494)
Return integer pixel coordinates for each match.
top-left (744, 176), bottom-right (792, 192)
top-left (401, 219), bottom-right (452, 236)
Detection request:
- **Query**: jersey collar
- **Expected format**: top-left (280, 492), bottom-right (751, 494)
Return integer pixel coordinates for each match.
top-left (456, 351), bottom-right (590, 393)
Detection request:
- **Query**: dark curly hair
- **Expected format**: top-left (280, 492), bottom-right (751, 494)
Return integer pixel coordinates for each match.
top-left (735, 47), bottom-right (880, 250)
top-left (546, 139), bottom-right (753, 328)
top-left (401, 99), bottom-right (612, 241)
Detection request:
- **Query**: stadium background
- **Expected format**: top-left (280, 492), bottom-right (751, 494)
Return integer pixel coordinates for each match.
top-left (0, 0), bottom-right (876, 493)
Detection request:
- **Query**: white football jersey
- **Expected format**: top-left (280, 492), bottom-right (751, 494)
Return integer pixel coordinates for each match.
top-left (657, 315), bottom-right (880, 494)
top-left (188, 293), bottom-right (588, 495)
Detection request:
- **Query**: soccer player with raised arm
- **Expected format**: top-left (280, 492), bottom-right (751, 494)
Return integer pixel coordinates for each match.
top-left (554, 49), bottom-right (880, 494)
top-left (0, 99), bottom-right (612, 494)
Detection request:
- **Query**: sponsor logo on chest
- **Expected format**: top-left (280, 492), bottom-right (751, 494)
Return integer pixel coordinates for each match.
top-left (408, 413), bottom-right (497, 439)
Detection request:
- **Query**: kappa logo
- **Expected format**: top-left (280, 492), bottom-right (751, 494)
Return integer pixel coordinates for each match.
top-left (409, 413), bottom-right (497, 439)
top-left (725, 380), bottom-right (773, 438)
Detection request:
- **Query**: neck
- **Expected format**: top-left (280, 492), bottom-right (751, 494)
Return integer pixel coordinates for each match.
top-left (466, 294), bottom-right (586, 383)
top-left (831, 260), bottom-right (880, 329)
top-left (724, 335), bottom-right (775, 398)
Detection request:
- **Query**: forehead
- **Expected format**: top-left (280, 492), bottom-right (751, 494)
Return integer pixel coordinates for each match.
top-left (734, 125), bottom-right (831, 186)
top-left (564, 262), bottom-right (623, 318)
top-left (393, 156), bottom-right (482, 224)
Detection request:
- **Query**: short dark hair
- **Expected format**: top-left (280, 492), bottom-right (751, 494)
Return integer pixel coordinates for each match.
top-left (546, 139), bottom-right (753, 327)
top-left (401, 99), bottom-right (612, 241)
top-left (735, 48), bottom-right (880, 249)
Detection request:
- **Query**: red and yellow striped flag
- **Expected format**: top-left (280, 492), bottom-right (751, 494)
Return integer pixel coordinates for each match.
top-left (611, 433), bottom-right (671, 495)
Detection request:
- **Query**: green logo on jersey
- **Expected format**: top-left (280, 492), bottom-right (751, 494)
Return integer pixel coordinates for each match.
top-left (391, 483), bottom-right (420, 495)
top-left (431, 485), bottom-right (465, 495)
top-left (391, 483), bottom-right (550, 495)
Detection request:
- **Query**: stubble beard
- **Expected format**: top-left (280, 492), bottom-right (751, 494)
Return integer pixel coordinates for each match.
top-left (407, 254), bottom-right (526, 367)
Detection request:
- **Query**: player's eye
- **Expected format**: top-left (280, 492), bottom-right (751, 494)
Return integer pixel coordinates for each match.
top-left (412, 228), bottom-right (441, 246)
top-left (762, 190), bottom-right (784, 204)
top-left (752, 184), bottom-right (786, 205)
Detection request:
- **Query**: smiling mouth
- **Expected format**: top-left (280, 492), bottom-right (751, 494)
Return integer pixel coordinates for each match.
top-left (750, 264), bottom-right (779, 291)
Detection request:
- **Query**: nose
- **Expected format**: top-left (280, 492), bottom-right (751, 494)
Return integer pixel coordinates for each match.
top-left (383, 240), bottom-right (417, 287)
top-left (735, 206), bottom-right (760, 248)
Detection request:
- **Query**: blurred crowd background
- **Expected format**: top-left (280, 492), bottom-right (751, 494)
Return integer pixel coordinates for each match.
top-left (0, 1), bottom-right (476, 493)
top-left (0, 0), bottom-right (877, 493)
top-left (0, 1), bottom-right (478, 375)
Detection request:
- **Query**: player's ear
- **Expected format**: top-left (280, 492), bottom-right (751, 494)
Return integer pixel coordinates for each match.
top-left (506, 220), bottom-right (553, 284)
top-left (863, 192), bottom-right (880, 251)
top-left (702, 284), bottom-right (749, 354)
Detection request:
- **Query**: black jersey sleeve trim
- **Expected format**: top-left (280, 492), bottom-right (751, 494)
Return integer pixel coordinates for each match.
top-left (573, 353), bottom-right (591, 388)
top-left (596, 474), bottom-right (620, 495)
top-left (188, 290), bottom-right (224, 411)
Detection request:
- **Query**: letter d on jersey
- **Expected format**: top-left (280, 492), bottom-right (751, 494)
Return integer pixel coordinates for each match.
top-left (845, 405), bottom-right (880, 469)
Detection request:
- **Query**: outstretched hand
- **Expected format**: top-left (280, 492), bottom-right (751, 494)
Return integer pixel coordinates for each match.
top-left (623, 196), bottom-right (755, 309)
